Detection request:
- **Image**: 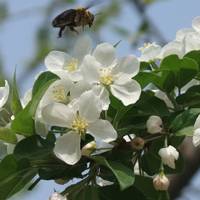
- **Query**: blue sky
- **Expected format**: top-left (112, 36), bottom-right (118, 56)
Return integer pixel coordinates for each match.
top-left (1, 0), bottom-right (200, 199)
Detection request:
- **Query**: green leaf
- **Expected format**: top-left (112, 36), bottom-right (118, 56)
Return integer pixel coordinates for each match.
top-left (11, 70), bottom-right (23, 115)
top-left (93, 156), bottom-right (135, 190)
top-left (175, 126), bottom-right (194, 136)
top-left (176, 85), bottom-right (200, 107)
top-left (184, 50), bottom-right (200, 69)
top-left (0, 127), bottom-right (17, 144)
top-left (134, 176), bottom-right (169, 200)
top-left (11, 72), bottom-right (59, 136)
top-left (160, 55), bottom-right (199, 89)
top-left (99, 185), bottom-right (147, 200)
top-left (141, 152), bottom-right (161, 176)
top-left (170, 108), bottom-right (200, 132)
top-left (0, 155), bottom-right (36, 200)
top-left (67, 185), bottom-right (100, 200)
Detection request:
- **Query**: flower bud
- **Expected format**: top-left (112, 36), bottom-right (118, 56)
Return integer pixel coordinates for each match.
top-left (146, 115), bottom-right (163, 134)
top-left (49, 192), bottom-right (67, 200)
top-left (81, 141), bottom-right (96, 156)
top-left (158, 145), bottom-right (179, 169)
top-left (153, 173), bottom-right (170, 191)
top-left (131, 137), bottom-right (145, 150)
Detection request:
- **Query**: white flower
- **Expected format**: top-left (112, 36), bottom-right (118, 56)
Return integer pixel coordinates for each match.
top-left (176, 28), bottom-right (195, 42)
top-left (146, 115), bottom-right (163, 134)
top-left (153, 173), bottom-right (170, 191)
top-left (45, 35), bottom-right (92, 81)
top-left (158, 145), bottom-right (179, 169)
top-left (154, 90), bottom-right (174, 109)
top-left (0, 80), bottom-right (9, 109)
top-left (42, 90), bottom-right (117, 165)
top-left (81, 140), bottom-right (113, 156)
top-left (49, 192), bottom-right (67, 200)
top-left (159, 41), bottom-right (185, 59)
top-left (81, 43), bottom-right (141, 108)
top-left (193, 115), bottom-right (200, 147)
top-left (192, 16), bottom-right (200, 33)
top-left (138, 42), bottom-right (161, 62)
top-left (96, 177), bottom-right (114, 187)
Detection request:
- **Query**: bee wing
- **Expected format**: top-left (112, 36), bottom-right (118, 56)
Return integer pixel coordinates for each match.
top-left (85, 0), bottom-right (103, 10)
top-left (52, 9), bottom-right (77, 27)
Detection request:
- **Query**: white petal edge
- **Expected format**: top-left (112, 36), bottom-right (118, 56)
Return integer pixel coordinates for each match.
top-left (78, 90), bottom-right (102, 122)
top-left (0, 80), bottom-right (9, 109)
top-left (194, 115), bottom-right (200, 129)
top-left (93, 43), bottom-right (116, 66)
top-left (111, 79), bottom-right (141, 106)
top-left (192, 16), bottom-right (200, 33)
top-left (88, 119), bottom-right (117, 143)
top-left (81, 55), bottom-right (101, 84)
top-left (42, 103), bottom-right (74, 128)
top-left (44, 51), bottom-right (71, 71)
top-left (113, 55), bottom-right (140, 78)
top-left (54, 132), bottom-right (81, 165)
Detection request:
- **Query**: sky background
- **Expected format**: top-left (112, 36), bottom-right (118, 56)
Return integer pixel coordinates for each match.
top-left (1, 0), bottom-right (200, 199)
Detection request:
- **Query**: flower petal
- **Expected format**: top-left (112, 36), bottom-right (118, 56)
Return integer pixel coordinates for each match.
top-left (70, 80), bottom-right (91, 99)
top-left (54, 132), bottom-right (81, 165)
top-left (111, 80), bottom-right (141, 106)
top-left (45, 51), bottom-right (71, 71)
top-left (72, 35), bottom-right (92, 62)
top-left (193, 128), bottom-right (200, 147)
top-left (92, 85), bottom-right (110, 110)
top-left (88, 119), bottom-right (117, 142)
top-left (194, 115), bottom-right (200, 129)
top-left (78, 91), bottom-right (102, 122)
top-left (93, 43), bottom-right (116, 66)
top-left (81, 55), bottom-right (100, 84)
top-left (42, 103), bottom-right (74, 128)
top-left (192, 16), bottom-right (200, 33)
top-left (159, 41), bottom-right (185, 59)
top-left (113, 55), bottom-right (140, 78)
top-left (184, 31), bottom-right (200, 53)
top-left (0, 80), bottom-right (9, 109)
top-left (176, 28), bottom-right (195, 42)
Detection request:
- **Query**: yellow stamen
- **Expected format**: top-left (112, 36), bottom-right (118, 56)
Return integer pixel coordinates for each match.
top-left (99, 68), bottom-right (113, 86)
top-left (72, 115), bottom-right (88, 135)
top-left (64, 59), bottom-right (78, 72)
top-left (52, 85), bottom-right (70, 104)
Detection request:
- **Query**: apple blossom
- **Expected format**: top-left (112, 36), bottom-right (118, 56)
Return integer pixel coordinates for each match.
top-left (0, 80), bottom-right (9, 110)
top-left (146, 115), bottom-right (163, 134)
top-left (81, 43), bottom-right (141, 108)
top-left (193, 115), bottom-right (200, 147)
top-left (153, 173), bottom-right (170, 191)
top-left (42, 90), bottom-right (117, 165)
top-left (138, 42), bottom-right (161, 62)
top-left (49, 192), bottom-right (67, 200)
top-left (45, 35), bottom-right (92, 81)
top-left (158, 145), bottom-right (179, 169)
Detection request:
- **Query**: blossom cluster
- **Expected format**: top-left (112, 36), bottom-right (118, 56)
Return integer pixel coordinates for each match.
top-left (1, 16), bottom-right (200, 199)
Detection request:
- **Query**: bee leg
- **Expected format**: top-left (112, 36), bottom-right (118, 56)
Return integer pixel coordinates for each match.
top-left (69, 26), bottom-right (79, 34)
top-left (58, 26), bottom-right (65, 38)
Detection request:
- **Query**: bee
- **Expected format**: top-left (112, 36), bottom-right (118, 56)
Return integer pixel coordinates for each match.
top-left (52, 6), bottom-right (95, 38)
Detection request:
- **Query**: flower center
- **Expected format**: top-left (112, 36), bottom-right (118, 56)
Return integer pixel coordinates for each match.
top-left (99, 68), bottom-right (113, 86)
top-left (52, 85), bottom-right (70, 104)
top-left (72, 115), bottom-right (88, 135)
top-left (64, 58), bottom-right (78, 72)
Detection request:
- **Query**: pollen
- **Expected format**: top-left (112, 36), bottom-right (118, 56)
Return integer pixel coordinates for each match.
top-left (52, 85), bottom-right (70, 104)
top-left (72, 115), bottom-right (88, 135)
top-left (64, 58), bottom-right (78, 72)
top-left (99, 68), bottom-right (113, 86)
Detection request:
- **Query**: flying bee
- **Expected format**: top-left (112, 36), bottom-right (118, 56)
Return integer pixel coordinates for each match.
top-left (52, 6), bottom-right (95, 38)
